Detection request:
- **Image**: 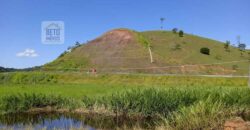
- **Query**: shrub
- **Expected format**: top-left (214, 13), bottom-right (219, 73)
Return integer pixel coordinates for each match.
top-left (179, 30), bottom-right (184, 37)
top-left (58, 51), bottom-right (67, 58)
top-left (172, 28), bottom-right (178, 33)
top-left (224, 41), bottom-right (230, 51)
top-left (238, 43), bottom-right (246, 51)
top-left (200, 47), bottom-right (210, 55)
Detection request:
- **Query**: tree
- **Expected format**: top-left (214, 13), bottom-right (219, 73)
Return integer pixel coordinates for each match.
top-left (58, 51), bottom-right (67, 58)
top-left (67, 46), bottom-right (72, 51)
top-left (172, 28), bottom-right (178, 33)
top-left (200, 47), bottom-right (210, 55)
top-left (179, 30), bottom-right (184, 37)
top-left (160, 17), bottom-right (165, 30)
top-left (238, 43), bottom-right (246, 51)
top-left (75, 41), bottom-right (81, 47)
top-left (224, 41), bottom-right (230, 51)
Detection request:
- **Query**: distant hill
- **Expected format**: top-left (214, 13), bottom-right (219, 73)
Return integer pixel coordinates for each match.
top-left (43, 28), bottom-right (249, 75)
top-left (0, 66), bottom-right (16, 72)
top-left (0, 66), bottom-right (41, 73)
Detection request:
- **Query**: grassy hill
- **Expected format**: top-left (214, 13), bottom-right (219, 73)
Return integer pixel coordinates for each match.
top-left (43, 28), bottom-right (249, 75)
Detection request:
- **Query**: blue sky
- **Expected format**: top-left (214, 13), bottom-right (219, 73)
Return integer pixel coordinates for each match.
top-left (0, 0), bottom-right (249, 68)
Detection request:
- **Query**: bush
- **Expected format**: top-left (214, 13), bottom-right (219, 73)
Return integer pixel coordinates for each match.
top-left (179, 30), bottom-right (184, 37)
top-left (224, 41), bottom-right (230, 51)
top-left (200, 47), bottom-right (210, 55)
top-left (238, 43), bottom-right (246, 51)
top-left (58, 51), bottom-right (67, 58)
top-left (172, 28), bottom-right (178, 33)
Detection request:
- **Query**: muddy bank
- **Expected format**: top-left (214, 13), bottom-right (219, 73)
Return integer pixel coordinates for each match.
top-left (224, 117), bottom-right (250, 130)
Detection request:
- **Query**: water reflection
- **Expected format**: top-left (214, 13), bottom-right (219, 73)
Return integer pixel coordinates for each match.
top-left (0, 112), bottom-right (156, 130)
top-left (0, 113), bottom-right (94, 130)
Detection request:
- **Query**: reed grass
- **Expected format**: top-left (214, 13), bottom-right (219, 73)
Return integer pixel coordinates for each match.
top-left (0, 93), bottom-right (81, 114)
top-left (0, 87), bottom-right (249, 129)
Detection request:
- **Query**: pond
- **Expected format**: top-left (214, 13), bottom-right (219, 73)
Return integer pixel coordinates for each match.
top-left (0, 112), bottom-right (156, 130)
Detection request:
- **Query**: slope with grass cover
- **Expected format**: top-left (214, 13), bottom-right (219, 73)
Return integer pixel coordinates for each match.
top-left (44, 28), bottom-right (249, 74)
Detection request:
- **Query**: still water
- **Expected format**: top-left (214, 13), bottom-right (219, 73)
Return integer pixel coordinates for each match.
top-left (0, 112), bottom-right (155, 130)
top-left (0, 113), bottom-right (94, 130)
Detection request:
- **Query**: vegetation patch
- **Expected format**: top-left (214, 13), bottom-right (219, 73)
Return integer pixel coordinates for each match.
top-left (200, 47), bottom-right (210, 55)
top-left (0, 72), bottom-right (58, 84)
top-left (0, 93), bottom-right (81, 114)
top-left (166, 99), bottom-right (230, 130)
top-left (0, 86), bottom-right (250, 129)
top-left (135, 32), bottom-right (151, 47)
top-left (0, 72), bottom-right (249, 129)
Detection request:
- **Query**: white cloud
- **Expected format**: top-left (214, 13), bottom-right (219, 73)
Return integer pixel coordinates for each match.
top-left (16, 49), bottom-right (39, 57)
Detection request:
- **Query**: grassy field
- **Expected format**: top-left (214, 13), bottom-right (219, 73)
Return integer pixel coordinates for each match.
top-left (0, 83), bottom-right (131, 99)
top-left (0, 72), bottom-right (249, 129)
top-left (0, 71), bottom-right (247, 99)
top-left (0, 72), bottom-right (247, 86)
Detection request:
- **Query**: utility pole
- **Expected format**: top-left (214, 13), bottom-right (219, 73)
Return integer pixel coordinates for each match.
top-left (160, 17), bottom-right (165, 30)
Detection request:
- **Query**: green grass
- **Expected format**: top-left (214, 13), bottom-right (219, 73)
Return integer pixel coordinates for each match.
top-left (166, 99), bottom-right (228, 130)
top-left (0, 86), bottom-right (249, 129)
top-left (0, 83), bottom-right (130, 99)
top-left (92, 87), bottom-right (250, 116)
top-left (0, 93), bottom-right (80, 114)
top-left (142, 31), bottom-right (250, 74)
top-left (0, 72), bottom-right (247, 87)
top-left (0, 72), bottom-right (249, 129)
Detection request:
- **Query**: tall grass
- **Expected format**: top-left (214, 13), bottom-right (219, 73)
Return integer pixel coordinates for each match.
top-left (166, 99), bottom-right (230, 130)
top-left (0, 80), bottom-right (249, 129)
top-left (0, 93), bottom-right (81, 114)
top-left (106, 88), bottom-right (197, 117)
top-left (86, 87), bottom-right (250, 117)
top-left (94, 87), bottom-right (250, 129)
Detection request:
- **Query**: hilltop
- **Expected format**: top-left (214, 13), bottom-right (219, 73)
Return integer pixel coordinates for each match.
top-left (43, 28), bottom-right (249, 75)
